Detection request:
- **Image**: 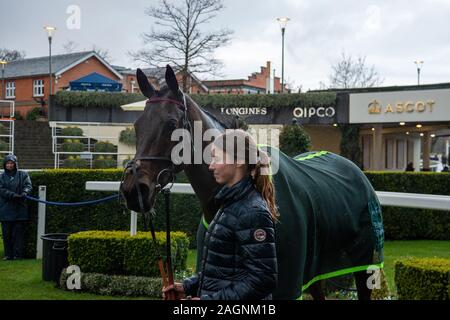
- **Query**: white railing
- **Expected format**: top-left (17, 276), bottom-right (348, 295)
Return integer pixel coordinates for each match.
top-left (0, 100), bottom-right (15, 156)
top-left (50, 121), bottom-right (134, 169)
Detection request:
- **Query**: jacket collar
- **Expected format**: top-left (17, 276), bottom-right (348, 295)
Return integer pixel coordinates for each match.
top-left (214, 176), bottom-right (254, 207)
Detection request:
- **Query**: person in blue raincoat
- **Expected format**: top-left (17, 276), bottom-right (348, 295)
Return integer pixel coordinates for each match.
top-left (0, 155), bottom-right (32, 260)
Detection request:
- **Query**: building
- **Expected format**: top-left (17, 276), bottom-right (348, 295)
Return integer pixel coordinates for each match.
top-left (0, 51), bottom-right (122, 116)
top-left (115, 66), bottom-right (208, 94)
top-left (203, 61), bottom-right (286, 94)
top-left (311, 83), bottom-right (450, 171)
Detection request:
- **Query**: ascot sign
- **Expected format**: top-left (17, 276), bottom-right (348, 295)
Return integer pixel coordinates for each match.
top-left (349, 88), bottom-right (450, 123)
top-left (368, 99), bottom-right (435, 114)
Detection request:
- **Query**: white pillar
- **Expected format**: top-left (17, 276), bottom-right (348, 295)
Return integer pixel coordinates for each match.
top-left (130, 211), bottom-right (137, 236)
top-left (413, 138), bottom-right (421, 172)
top-left (36, 186), bottom-right (46, 259)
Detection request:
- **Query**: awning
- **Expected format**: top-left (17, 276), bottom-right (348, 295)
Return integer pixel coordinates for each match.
top-left (70, 72), bottom-right (122, 92)
top-left (120, 100), bottom-right (146, 111)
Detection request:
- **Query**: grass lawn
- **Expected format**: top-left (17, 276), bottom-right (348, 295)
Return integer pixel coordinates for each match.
top-left (1, 237), bottom-right (448, 299)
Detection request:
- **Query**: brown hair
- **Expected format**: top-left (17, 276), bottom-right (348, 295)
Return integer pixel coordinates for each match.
top-left (213, 129), bottom-right (279, 222)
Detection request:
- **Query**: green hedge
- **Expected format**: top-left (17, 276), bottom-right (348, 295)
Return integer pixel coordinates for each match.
top-left (23, 169), bottom-right (202, 258)
top-left (119, 128), bottom-right (136, 146)
top-left (395, 258), bottom-right (450, 300)
top-left (59, 269), bottom-right (163, 298)
top-left (68, 231), bottom-right (189, 276)
top-left (61, 126), bottom-right (83, 136)
top-left (22, 170), bottom-right (450, 259)
top-left (365, 172), bottom-right (450, 240)
top-left (54, 91), bottom-right (337, 110)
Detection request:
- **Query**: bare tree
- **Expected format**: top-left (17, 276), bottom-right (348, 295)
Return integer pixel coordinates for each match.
top-left (0, 48), bottom-right (26, 62)
top-left (328, 52), bottom-right (383, 89)
top-left (92, 45), bottom-right (113, 63)
top-left (62, 40), bottom-right (79, 53)
top-left (130, 0), bottom-right (233, 91)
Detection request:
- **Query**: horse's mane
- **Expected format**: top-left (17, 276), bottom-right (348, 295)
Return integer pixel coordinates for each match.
top-left (201, 108), bottom-right (232, 130)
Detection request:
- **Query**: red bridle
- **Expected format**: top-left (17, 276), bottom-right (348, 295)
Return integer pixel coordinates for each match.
top-left (146, 97), bottom-right (186, 111)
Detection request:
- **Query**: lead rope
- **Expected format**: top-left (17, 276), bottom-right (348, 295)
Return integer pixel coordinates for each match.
top-left (130, 161), bottom-right (172, 299)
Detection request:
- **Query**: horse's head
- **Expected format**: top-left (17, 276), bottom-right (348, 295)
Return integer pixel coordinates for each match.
top-left (120, 65), bottom-right (188, 213)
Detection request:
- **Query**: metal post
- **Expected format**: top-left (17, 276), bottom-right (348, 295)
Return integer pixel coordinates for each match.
top-left (36, 186), bottom-right (47, 259)
top-left (49, 36), bottom-right (53, 96)
top-left (130, 211), bottom-right (137, 236)
top-left (1, 65), bottom-right (4, 100)
top-left (281, 27), bottom-right (285, 93)
top-left (417, 67), bottom-right (420, 85)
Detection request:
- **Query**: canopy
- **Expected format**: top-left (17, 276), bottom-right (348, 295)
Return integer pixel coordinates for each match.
top-left (69, 72), bottom-right (122, 92)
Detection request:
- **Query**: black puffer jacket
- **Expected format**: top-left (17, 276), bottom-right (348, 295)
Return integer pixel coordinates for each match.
top-left (183, 176), bottom-right (278, 300)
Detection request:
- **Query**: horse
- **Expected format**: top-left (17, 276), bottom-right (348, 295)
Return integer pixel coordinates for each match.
top-left (120, 65), bottom-right (385, 300)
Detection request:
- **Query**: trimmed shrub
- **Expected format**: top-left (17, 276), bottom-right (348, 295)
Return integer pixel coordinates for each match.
top-left (61, 126), bottom-right (83, 136)
top-left (63, 156), bottom-right (87, 168)
top-left (365, 172), bottom-right (450, 240)
top-left (94, 141), bottom-right (116, 153)
top-left (279, 124), bottom-right (311, 157)
top-left (26, 107), bottom-right (42, 120)
top-left (68, 231), bottom-right (189, 276)
top-left (119, 128), bottom-right (136, 146)
top-left (395, 258), bottom-right (450, 300)
top-left (61, 139), bottom-right (84, 152)
top-left (59, 269), bottom-right (163, 298)
top-left (93, 156), bottom-right (116, 169)
top-left (0, 140), bottom-right (9, 151)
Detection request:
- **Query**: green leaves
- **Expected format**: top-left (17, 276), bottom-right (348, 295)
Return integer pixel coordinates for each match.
top-left (395, 258), bottom-right (450, 300)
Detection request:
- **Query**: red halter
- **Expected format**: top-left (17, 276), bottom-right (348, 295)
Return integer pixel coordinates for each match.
top-left (146, 97), bottom-right (186, 111)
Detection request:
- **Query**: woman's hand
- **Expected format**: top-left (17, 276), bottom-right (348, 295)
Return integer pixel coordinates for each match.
top-left (162, 282), bottom-right (185, 300)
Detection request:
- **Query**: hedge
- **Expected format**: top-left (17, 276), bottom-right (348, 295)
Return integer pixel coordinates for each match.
top-left (59, 269), bottom-right (193, 298)
top-left (53, 91), bottom-right (337, 110)
top-left (59, 269), bottom-right (163, 298)
top-left (23, 169), bottom-right (202, 258)
top-left (395, 258), bottom-right (450, 300)
top-left (68, 231), bottom-right (189, 277)
top-left (365, 172), bottom-right (450, 240)
top-left (22, 170), bottom-right (450, 258)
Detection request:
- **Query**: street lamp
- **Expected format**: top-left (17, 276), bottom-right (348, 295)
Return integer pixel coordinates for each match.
top-left (0, 60), bottom-right (7, 100)
top-left (414, 60), bottom-right (423, 85)
top-left (44, 26), bottom-right (56, 95)
top-left (277, 17), bottom-right (290, 93)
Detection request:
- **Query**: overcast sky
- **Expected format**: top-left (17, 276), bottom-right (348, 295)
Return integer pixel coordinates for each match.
top-left (1, 0), bottom-right (450, 90)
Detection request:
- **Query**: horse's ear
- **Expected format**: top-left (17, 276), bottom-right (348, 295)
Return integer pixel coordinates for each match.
top-left (165, 65), bottom-right (179, 94)
top-left (136, 68), bottom-right (155, 99)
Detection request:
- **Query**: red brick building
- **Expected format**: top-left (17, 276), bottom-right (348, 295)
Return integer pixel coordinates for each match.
top-left (203, 61), bottom-right (287, 94)
top-left (116, 66), bottom-right (209, 94)
top-left (0, 51), bottom-right (122, 116)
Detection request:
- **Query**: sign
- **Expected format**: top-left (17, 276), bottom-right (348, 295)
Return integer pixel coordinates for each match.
top-left (349, 88), bottom-right (450, 123)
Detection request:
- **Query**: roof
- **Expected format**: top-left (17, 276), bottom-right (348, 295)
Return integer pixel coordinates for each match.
top-left (309, 82), bottom-right (450, 94)
top-left (70, 72), bottom-right (121, 84)
top-left (3, 51), bottom-right (122, 80)
top-left (114, 65), bottom-right (209, 92)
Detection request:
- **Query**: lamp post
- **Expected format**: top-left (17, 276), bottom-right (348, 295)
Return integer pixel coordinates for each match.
top-left (0, 60), bottom-right (7, 100)
top-left (44, 26), bottom-right (56, 95)
top-left (414, 60), bottom-right (423, 85)
top-left (277, 17), bottom-right (289, 93)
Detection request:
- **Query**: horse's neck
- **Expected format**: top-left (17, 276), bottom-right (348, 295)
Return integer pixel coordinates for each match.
top-left (183, 97), bottom-right (225, 223)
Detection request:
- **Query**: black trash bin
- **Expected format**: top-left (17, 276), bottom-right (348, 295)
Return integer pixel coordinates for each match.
top-left (41, 233), bottom-right (69, 282)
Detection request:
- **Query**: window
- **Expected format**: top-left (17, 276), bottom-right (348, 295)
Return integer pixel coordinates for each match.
top-left (5, 82), bottom-right (15, 98)
top-left (396, 140), bottom-right (406, 169)
top-left (385, 139), bottom-right (394, 169)
top-left (33, 79), bottom-right (44, 97)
